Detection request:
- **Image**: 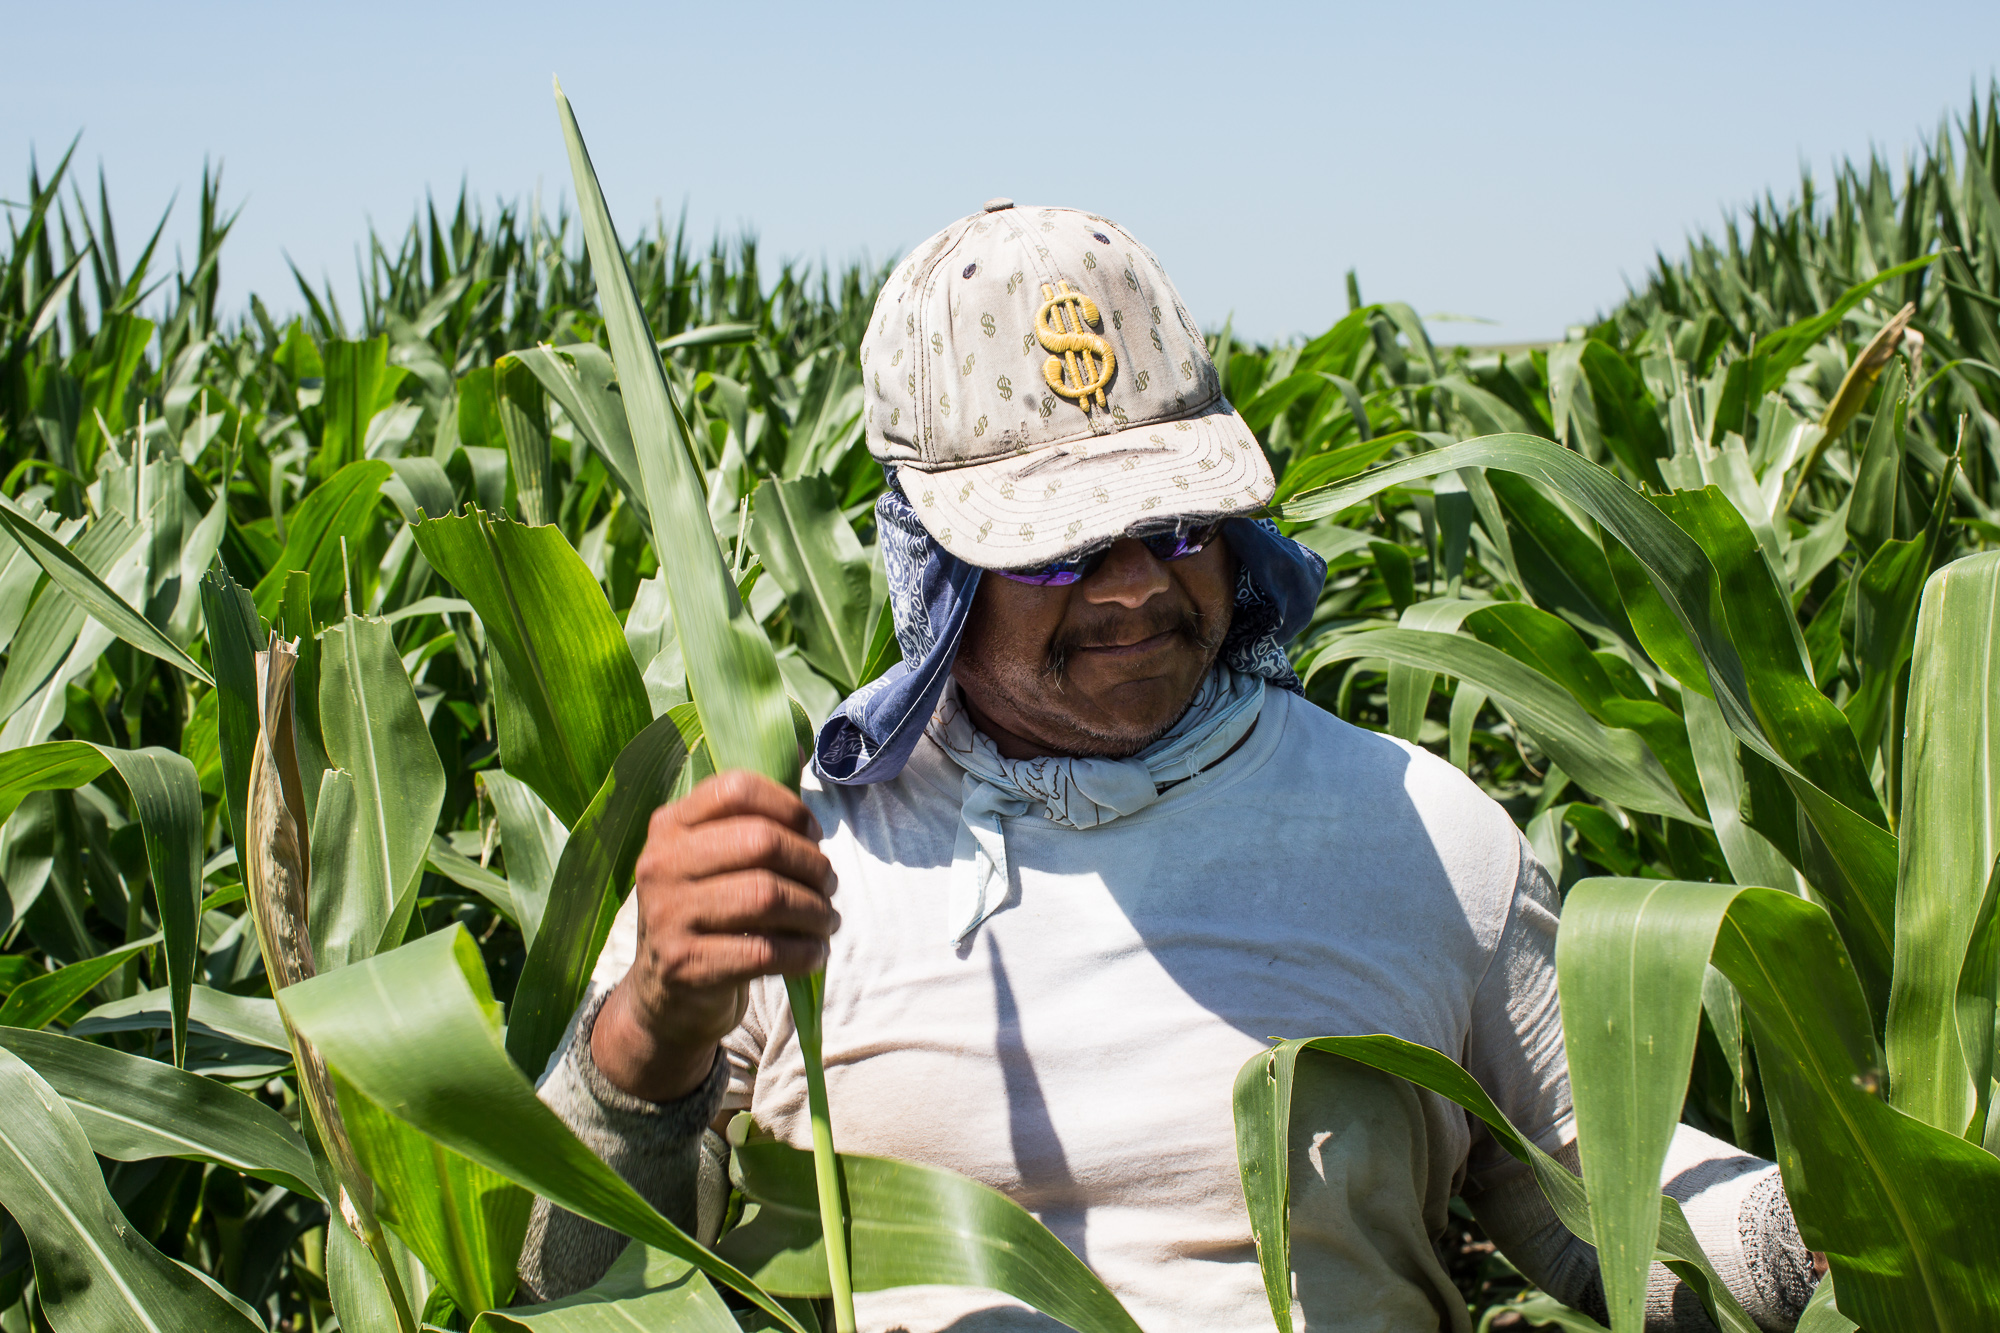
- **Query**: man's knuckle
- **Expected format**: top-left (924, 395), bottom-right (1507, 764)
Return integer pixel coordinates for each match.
top-left (743, 821), bottom-right (787, 863)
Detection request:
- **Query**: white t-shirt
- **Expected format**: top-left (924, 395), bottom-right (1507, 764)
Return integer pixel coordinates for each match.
top-left (592, 687), bottom-right (1572, 1331)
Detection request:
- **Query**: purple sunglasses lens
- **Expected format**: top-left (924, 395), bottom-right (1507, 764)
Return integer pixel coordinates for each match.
top-left (1139, 531), bottom-right (1204, 561)
top-left (994, 565), bottom-right (1087, 586)
top-left (994, 522), bottom-right (1221, 585)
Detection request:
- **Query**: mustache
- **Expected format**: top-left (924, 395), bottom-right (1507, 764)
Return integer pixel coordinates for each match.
top-left (1042, 602), bottom-right (1228, 681)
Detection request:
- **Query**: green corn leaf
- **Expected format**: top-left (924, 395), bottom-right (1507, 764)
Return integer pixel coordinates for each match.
top-left (316, 335), bottom-right (408, 480)
top-left (716, 1127), bottom-right (1142, 1333)
top-left (0, 507), bottom-right (137, 726)
top-left (1464, 601), bottom-right (1703, 810)
top-left (1448, 681), bottom-right (1487, 772)
top-left (1562, 878), bottom-right (2000, 1332)
top-left (505, 343), bottom-right (650, 529)
top-left (496, 354), bottom-right (554, 527)
top-left (1682, 690), bottom-right (1802, 893)
top-left (317, 612), bottom-right (447, 965)
top-left (469, 1242), bottom-right (742, 1332)
top-left (557, 77), bottom-right (835, 1325)
top-left (0, 739), bottom-right (108, 828)
top-left (0, 740), bottom-right (201, 1063)
top-left (1229, 1032), bottom-right (1755, 1333)
top-left (749, 473), bottom-right (877, 693)
top-left (426, 835), bottom-right (520, 925)
top-left (325, 1216), bottom-right (413, 1333)
top-left (0, 1027), bottom-right (317, 1199)
top-left (554, 82), bottom-right (796, 791)
top-left (1556, 880), bottom-right (1736, 1331)
top-left (1653, 489), bottom-right (1880, 821)
top-left (198, 567), bottom-right (263, 853)
top-left (1286, 440), bottom-right (1901, 1000)
top-left (1285, 437), bottom-right (1769, 753)
top-left (1710, 253), bottom-right (1937, 438)
top-left (281, 923), bottom-right (808, 1333)
top-left (1845, 381), bottom-right (1906, 559)
top-left (0, 492), bottom-right (212, 688)
top-left (482, 770), bottom-right (567, 952)
top-left (507, 706), bottom-right (695, 1080)
top-left (69, 983), bottom-right (289, 1052)
top-left (332, 1065), bottom-right (532, 1317)
top-left (0, 931), bottom-right (161, 1031)
top-left (1797, 1277), bottom-right (1858, 1333)
top-left (1383, 598), bottom-right (1488, 742)
top-left (1488, 1292), bottom-right (1610, 1331)
top-left (1485, 470), bottom-right (1639, 653)
top-left (1846, 455), bottom-right (1958, 762)
top-left (387, 456), bottom-right (457, 525)
top-left (1306, 628), bottom-right (1701, 821)
top-left (413, 508), bottom-right (651, 827)
top-left (250, 458), bottom-right (392, 624)
top-left (93, 746), bottom-right (204, 1067)
top-left (1887, 551), bottom-right (2000, 1136)
top-left (1577, 341), bottom-right (1670, 490)
top-left (0, 1045), bottom-right (267, 1331)
top-left (0, 500), bottom-right (73, 658)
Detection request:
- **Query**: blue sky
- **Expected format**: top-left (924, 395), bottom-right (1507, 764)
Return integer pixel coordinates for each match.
top-left (8, 1), bottom-right (1998, 346)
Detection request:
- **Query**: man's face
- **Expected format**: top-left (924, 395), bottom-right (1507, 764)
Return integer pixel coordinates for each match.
top-left (951, 535), bottom-right (1237, 759)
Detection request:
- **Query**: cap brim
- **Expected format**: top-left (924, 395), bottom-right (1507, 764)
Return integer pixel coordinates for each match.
top-left (895, 398), bottom-right (1274, 570)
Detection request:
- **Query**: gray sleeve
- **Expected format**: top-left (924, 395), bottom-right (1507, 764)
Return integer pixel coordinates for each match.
top-left (1472, 1115), bottom-right (1819, 1330)
top-left (1461, 836), bottom-right (1571, 1196)
top-left (514, 988), bottom-right (730, 1303)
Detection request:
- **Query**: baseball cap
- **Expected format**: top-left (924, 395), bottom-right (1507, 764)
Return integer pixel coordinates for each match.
top-left (860, 201), bottom-right (1273, 570)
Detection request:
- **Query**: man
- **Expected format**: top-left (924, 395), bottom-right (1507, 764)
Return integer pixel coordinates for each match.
top-left (517, 203), bottom-right (1817, 1330)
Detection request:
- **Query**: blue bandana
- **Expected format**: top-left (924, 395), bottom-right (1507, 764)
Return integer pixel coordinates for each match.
top-left (812, 475), bottom-right (1327, 786)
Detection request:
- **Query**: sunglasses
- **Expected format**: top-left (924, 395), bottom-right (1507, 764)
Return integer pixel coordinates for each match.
top-left (992, 521), bottom-right (1224, 586)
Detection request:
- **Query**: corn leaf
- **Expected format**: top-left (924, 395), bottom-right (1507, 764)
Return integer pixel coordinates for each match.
top-left (1383, 598), bottom-right (1488, 742)
top-left (0, 739), bottom-right (201, 1063)
top-left (69, 983), bottom-right (289, 1052)
top-left (505, 343), bottom-right (649, 529)
top-left (413, 508), bottom-right (651, 827)
top-left (1306, 628), bottom-right (1701, 821)
top-left (469, 1242), bottom-right (741, 1332)
top-left (198, 567), bottom-right (263, 853)
top-left (482, 771), bottom-right (567, 952)
top-left (281, 923), bottom-right (808, 1333)
top-left (1682, 690), bottom-right (1802, 893)
top-left (333, 1065), bottom-right (531, 1317)
top-left (316, 612), bottom-right (447, 965)
top-left (554, 82), bottom-right (795, 790)
top-left (0, 1027), bottom-right (317, 1198)
top-left (717, 1131), bottom-right (1142, 1333)
top-left (250, 459), bottom-right (392, 624)
top-left (1887, 551), bottom-right (2000, 1136)
top-left (0, 1046), bottom-right (266, 1331)
top-left (749, 473), bottom-right (877, 694)
top-left (0, 508), bottom-right (138, 726)
top-left (0, 492), bottom-right (211, 688)
top-left (1562, 879), bottom-right (2000, 1332)
top-left (0, 931), bottom-right (161, 1030)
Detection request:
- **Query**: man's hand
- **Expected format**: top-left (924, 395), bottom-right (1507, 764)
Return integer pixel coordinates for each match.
top-left (591, 771), bottom-right (839, 1102)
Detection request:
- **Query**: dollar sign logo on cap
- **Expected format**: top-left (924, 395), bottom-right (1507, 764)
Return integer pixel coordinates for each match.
top-left (1035, 281), bottom-right (1116, 412)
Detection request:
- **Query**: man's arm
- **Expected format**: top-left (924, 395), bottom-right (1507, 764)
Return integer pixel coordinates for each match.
top-left (515, 771), bottom-right (840, 1302)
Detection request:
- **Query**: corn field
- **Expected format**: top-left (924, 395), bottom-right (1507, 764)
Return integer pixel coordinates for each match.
top-left (1, 81), bottom-right (1998, 1333)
